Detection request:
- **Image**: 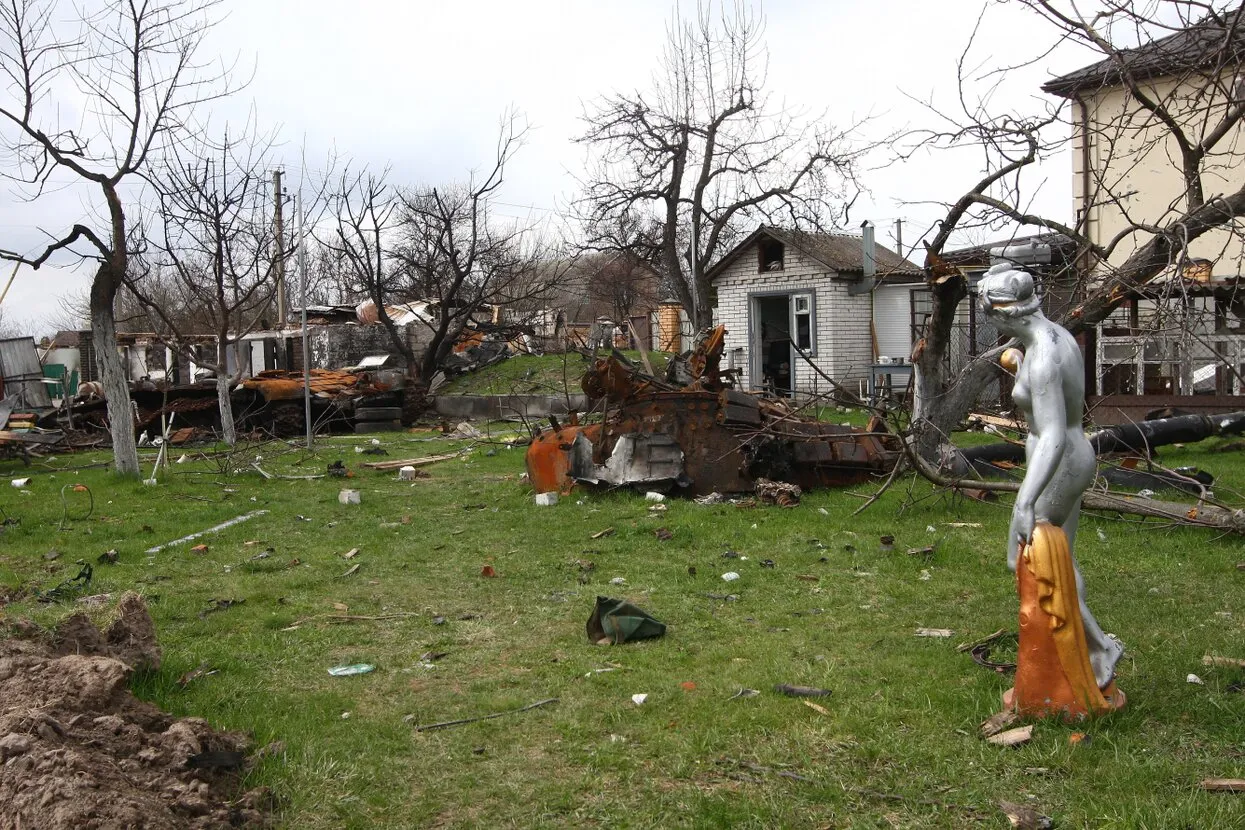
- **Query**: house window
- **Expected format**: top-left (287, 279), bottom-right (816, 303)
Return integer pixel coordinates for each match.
top-left (910, 287), bottom-right (931, 345)
top-left (758, 238), bottom-right (784, 272)
top-left (792, 293), bottom-right (813, 351)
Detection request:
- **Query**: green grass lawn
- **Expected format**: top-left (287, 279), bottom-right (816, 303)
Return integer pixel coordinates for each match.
top-left (1, 430), bottom-right (1243, 828)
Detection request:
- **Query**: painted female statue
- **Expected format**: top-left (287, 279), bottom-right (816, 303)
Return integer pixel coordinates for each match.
top-left (978, 264), bottom-right (1124, 717)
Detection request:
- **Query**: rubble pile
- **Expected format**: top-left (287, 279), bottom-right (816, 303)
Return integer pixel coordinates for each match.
top-left (527, 326), bottom-right (901, 496)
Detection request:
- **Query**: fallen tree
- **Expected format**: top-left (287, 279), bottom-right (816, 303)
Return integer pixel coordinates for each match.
top-left (953, 411), bottom-right (1245, 466)
top-left (907, 438), bottom-right (1245, 537)
top-left (944, 410), bottom-right (1245, 494)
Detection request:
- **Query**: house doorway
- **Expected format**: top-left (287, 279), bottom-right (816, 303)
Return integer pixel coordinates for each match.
top-left (755, 295), bottom-right (794, 396)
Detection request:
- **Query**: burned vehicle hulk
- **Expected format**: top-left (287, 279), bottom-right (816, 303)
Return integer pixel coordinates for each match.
top-left (526, 326), bottom-right (900, 497)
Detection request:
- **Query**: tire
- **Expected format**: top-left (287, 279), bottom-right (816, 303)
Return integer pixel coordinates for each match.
top-left (354, 406), bottom-right (404, 422)
top-left (354, 420), bottom-right (401, 434)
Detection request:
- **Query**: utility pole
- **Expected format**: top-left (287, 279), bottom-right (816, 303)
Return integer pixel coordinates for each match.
top-left (298, 192), bottom-right (313, 450)
top-left (894, 218), bottom-right (904, 259)
top-left (273, 169), bottom-right (287, 327)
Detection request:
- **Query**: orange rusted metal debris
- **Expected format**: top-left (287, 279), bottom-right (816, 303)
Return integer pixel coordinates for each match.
top-left (240, 369), bottom-right (391, 402)
top-left (526, 325), bottom-right (900, 497)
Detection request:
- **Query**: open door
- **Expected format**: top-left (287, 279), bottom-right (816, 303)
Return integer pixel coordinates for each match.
top-left (754, 295), bottom-right (794, 396)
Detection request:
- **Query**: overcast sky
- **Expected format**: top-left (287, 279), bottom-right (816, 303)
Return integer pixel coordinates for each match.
top-left (0, 0), bottom-right (1105, 332)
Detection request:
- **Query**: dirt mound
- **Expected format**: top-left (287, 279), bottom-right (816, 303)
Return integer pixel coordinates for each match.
top-left (1, 593), bottom-right (271, 829)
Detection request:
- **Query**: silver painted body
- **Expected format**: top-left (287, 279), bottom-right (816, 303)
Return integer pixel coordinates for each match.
top-left (978, 265), bottom-right (1123, 688)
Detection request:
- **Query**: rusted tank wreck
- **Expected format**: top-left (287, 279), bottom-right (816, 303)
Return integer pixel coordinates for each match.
top-left (526, 326), bottom-right (900, 497)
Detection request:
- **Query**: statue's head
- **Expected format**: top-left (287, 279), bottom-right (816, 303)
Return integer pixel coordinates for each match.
top-left (977, 263), bottom-right (1041, 320)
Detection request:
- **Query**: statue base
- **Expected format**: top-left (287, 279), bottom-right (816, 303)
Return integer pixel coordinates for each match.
top-left (1003, 682), bottom-right (1126, 722)
top-left (1007, 522), bottom-right (1126, 721)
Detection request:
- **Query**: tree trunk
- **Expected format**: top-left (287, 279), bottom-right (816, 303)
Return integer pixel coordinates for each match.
top-left (912, 354), bottom-right (1004, 457)
top-left (690, 270), bottom-right (714, 331)
top-left (89, 267), bottom-right (140, 476)
top-left (215, 339), bottom-right (237, 446)
top-left (216, 373), bottom-right (236, 446)
top-left (910, 271), bottom-right (1002, 459)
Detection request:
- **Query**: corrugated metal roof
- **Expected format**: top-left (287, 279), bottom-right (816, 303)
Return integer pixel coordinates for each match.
top-left (0, 337), bottom-right (52, 409)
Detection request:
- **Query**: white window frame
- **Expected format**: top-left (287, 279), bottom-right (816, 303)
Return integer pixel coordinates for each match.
top-left (791, 292), bottom-right (814, 354)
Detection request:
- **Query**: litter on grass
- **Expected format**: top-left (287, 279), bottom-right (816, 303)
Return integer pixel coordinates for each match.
top-left (144, 510), bottom-right (269, 554)
top-left (916, 628), bottom-right (954, 638)
top-left (774, 684), bottom-right (831, 698)
top-left (328, 664), bottom-right (375, 677)
top-left (587, 596), bottom-right (667, 645)
top-left (987, 724), bottom-right (1035, 747)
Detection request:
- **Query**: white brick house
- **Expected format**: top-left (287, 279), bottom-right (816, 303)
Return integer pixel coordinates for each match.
top-left (708, 226), bottom-right (922, 397)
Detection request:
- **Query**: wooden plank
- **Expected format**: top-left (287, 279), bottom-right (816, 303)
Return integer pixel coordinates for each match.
top-left (362, 452), bottom-right (460, 471)
top-left (0, 430), bottom-right (63, 445)
top-left (968, 412), bottom-right (1026, 430)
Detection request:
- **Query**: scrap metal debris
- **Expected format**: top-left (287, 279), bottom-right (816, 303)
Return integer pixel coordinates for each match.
top-left (755, 478), bottom-right (801, 507)
top-left (959, 630), bottom-right (1018, 674)
top-left (410, 697), bottom-right (558, 732)
top-left (526, 326), bottom-right (900, 497)
top-left (36, 563), bottom-right (93, 603)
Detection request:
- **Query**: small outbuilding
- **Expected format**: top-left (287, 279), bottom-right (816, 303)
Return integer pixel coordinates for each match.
top-left (708, 225), bottom-right (922, 398)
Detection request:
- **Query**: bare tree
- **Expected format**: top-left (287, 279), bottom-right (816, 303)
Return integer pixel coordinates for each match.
top-left (0, 306), bottom-right (31, 339)
top-left (300, 239), bottom-right (354, 307)
top-left (395, 148), bottom-right (563, 385)
top-left (576, 0), bottom-right (867, 329)
top-left (573, 250), bottom-right (663, 333)
top-left (128, 125), bottom-right (286, 445)
top-left (0, 0), bottom-right (237, 474)
top-left (324, 167), bottom-right (412, 367)
top-left (327, 114), bottom-right (565, 399)
top-left (906, 0), bottom-right (1245, 457)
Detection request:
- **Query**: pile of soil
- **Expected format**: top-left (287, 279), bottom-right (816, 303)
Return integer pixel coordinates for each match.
top-left (1, 593), bottom-right (272, 828)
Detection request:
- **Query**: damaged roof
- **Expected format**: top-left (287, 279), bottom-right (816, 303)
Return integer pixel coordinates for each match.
top-left (1043, 10), bottom-right (1245, 97)
top-left (942, 232), bottom-right (1082, 267)
top-left (707, 225), bottom-right (922, 282)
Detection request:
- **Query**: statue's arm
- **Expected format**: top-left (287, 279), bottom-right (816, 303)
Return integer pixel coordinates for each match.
top-left (1013, 361), bottom-right (1067, 543)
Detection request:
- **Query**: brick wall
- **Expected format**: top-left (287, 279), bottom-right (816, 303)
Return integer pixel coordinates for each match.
top-left (713, 245), bottom-right (872, 395)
